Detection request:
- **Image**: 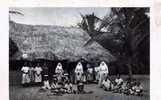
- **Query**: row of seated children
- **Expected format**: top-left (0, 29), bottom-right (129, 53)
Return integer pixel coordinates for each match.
top-left (41, 76), bottom-right (93, 95)
top-left (50, 79), bottom-right (73, 95)
top-left (40, 75), bottom-right (73, 95)
top-left (101, 74), bottom-right (143, 96)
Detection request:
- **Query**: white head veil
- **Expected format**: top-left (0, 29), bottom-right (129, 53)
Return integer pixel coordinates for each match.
top-left (75, 62), bottom-right (83, 74)
top-left (55, 62), bottom-right (63, 73)
top-left (99, 61), bottom-right (109, 74)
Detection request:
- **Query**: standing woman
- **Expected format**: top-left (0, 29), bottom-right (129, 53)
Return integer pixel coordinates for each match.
top-left (55, 62), bottom-right (64, 83)
top-left (75, 62), bottom-right (84, 84)
top-left (98, 61), bottom-right (109, 87)
top-left (21, 62), bottom-right (30, 87)
top-left (55, 63), bottom-right (64, 75)
top-left (34, 63), bottom-right (43, 85)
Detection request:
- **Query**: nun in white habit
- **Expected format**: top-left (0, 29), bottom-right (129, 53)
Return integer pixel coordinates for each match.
top-left (98, 61), bottom-right (109, 87)
top-left (55, 62), bottom-right (64, 75)
top-left (75, 62), bottom-right (84, 83)
top-left (55, 62), bottom-right (64, 82)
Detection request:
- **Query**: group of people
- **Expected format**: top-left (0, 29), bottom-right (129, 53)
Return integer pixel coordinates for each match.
top-left (41, 62), bottom-right (74, 95)
top-left (21, 60), bottom-right (143, 96)
top-left (21, 63), bottom-right (43, 86)
top-left (42, 62), bottom-right (90, 95)
top-left (100, 74), bottom-right (143, 96)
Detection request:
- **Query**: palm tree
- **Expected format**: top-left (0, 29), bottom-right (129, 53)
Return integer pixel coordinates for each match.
top-left (79, 8), bottom-right (150, 79)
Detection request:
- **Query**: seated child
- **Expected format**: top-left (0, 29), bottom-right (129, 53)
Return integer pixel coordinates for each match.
top-left (113, 74), bottom-right (123, 93)
top-left (50, 78), bottom-right (58, 89)
top-left (77, 81), bottom-right (84, 94)
top-left (102, 76), bottom-right (112, 91)
top-left (123, 78), bottom-right (134, 95)
top-left (112, 81), bottom-right (119, 93)
top-left (64, 80), bottom-right (73, 93)
top-left (120, 81), bottom-right (130, 94)
top-left (42, 76), bottom-right (51, 89)
top-left (115, 74), bottom-right (123, 87)
top-left (132, 81), bottom-right (143, 96)
top-left (51, 81), bottom-right (65, 95)
top-left (127, 79), bottom-right (137, 95)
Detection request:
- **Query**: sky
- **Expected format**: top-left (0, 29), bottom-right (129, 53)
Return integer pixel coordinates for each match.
top-left (9, 7), bottom-right (111, 27)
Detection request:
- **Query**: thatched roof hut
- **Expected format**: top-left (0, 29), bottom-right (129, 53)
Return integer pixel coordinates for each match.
top-left (9, 21), bottom-right (115, 63)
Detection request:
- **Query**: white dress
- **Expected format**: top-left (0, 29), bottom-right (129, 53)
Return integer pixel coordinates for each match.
top-left (75, 62), bottom-right (84, 82)
top-left (21, 66), bottom-right (30, 84)
top-left (55, 63), bottom-right (64, 82)
top-left (98, 61), bottom-right (109, 87)
top-left (34, 66), bottom-right (43, 82)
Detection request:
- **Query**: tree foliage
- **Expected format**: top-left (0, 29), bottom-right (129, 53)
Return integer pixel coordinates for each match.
top-left (79, 8), bottom-right (150, 77)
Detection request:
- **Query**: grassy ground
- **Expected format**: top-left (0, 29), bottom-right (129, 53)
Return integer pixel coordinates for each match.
top-left (9, 71), bottom-right (149, 100)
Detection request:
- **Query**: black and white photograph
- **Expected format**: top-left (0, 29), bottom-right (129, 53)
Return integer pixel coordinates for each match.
top-left (9, 7), bottom-right (150, 100)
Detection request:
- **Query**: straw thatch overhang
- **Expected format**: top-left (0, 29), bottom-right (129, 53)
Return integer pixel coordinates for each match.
top-left (9, 21), bottom-right (115, 64)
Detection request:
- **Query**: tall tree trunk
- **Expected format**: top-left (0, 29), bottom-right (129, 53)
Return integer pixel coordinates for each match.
top-left (127, 58), bottom-right (133, 79)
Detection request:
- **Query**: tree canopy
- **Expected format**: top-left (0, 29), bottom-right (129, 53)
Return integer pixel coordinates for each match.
top-left (79, 8), bottom-right (150, 77)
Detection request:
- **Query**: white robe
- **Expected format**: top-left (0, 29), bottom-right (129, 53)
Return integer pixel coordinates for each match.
top-left (98, 61), bottom-right (109, 87)
top-left (75, 62), bottom-right (83, 82)
top-left (21, 66), bottom-right (30, 84)
top-left (55, 63), bottom-right (64, 83)
top-left (34, 66), bottom-right (43, 82)
top-left (55, 63), bottom-right (64, 74)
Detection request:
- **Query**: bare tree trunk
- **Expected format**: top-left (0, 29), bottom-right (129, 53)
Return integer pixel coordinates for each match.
top-left (127, 59), bottom-right (133, 79)
top-left (128, 64), bottom-right (133, 79)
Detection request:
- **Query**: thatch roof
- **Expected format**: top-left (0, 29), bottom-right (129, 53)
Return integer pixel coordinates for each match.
top-left (9, 21), bottom-right (115, 63)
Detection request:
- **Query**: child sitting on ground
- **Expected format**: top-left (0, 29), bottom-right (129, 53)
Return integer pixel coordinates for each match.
top-left (120, 81), bottom-right (130, 94)
top-left (64, 80), bottom-right (73, 93)
top-left (102, 75), bottom-right (112, 91)
top-left (42, 74), bottom-right (51, 89)
top-left (50, 81), bottom-right (65, 95)
top-left (42, 79), bottom-right (51, 89)
top-left (50, 78), bottom-right (58, 89)
top-left (131, 81), bottom-right (143, 96)
top-left (115, 74), bottom-right (123, 86)
top-left (39, 76), bottom-right (51, 92)
top-left (77, 80), bottom-right (84, 94)
top-left (113, 74), bottom-right (123, 93)
top-left (50, 78), bottom-right (61, 95)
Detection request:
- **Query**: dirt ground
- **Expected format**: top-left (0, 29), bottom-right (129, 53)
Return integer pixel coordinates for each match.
top-left (9, 71), bottom-right (149, 100)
